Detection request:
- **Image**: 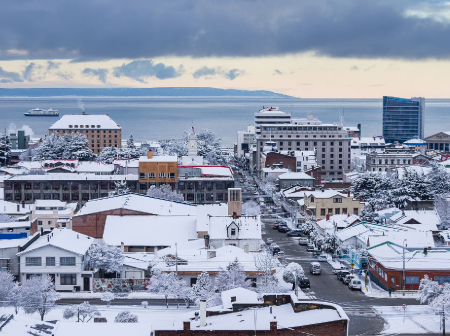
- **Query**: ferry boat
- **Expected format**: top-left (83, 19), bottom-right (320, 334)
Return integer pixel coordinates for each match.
top-left (24, 108), bottom-right (59, 116)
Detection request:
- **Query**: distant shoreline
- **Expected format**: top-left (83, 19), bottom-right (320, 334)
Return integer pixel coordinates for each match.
top-left (0, 87), bottom-right (294, 98)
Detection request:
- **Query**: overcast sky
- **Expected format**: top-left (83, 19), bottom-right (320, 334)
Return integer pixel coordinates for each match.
top-left (1, 0), bottom-right (450, 97)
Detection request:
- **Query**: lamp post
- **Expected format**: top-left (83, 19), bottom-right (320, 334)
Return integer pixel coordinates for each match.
top-left (402, 239), bottom-right (407, 295)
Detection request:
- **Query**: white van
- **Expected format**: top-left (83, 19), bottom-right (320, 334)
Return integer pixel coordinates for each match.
top-left (349, 279), bottom-right (362, 290)
top-left (310, 262), bottom-right (321, 275)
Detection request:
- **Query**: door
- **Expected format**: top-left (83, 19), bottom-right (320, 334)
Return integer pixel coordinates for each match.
top-left (390, 276), bottom-right (398, 289)
top-left (83, 277), bottom-right (90, 291)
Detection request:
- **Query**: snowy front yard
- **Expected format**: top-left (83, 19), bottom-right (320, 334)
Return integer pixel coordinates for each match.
top-left (375, 305), bottom-right (443, 334)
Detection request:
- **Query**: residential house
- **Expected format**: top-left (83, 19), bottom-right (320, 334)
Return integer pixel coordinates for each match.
top-left (17, 229), bottom-right (94, 291)
top-left (301, 190), bottom-right (365, 219)
top-left (0, 221), bottom-right (31, 239)
top-left (30, 200), bottom-right (78, 233)
top-left (278, 172), bottom-right (315, 189)
top-left (0, 238), bottom-right (29, 277)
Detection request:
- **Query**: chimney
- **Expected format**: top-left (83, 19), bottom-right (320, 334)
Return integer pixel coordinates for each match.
top-left (40, 227), bottom-right (44, 235)
top-left (423, 247), bottom-right (427, 255)
top-left (147, 150), bottom-right (153, 159)
top-left (121, 242), bottom-right (124, 252)
top-left (228, 188), bottom-right (242, 217)
top-left (154, 247), bottom-right (158, 259)
top-left (22, 200), bottom-right (25, 208)
top-left (359, 196), bottom-right (362, 202)
top-left (244, 243), bottom-right (249, 253)
top-left (17, 204), bottom-right (20, 212)
top-left (183, 321), bottom-right (190, 331)
top-left (204, 234), bottom-right (210, 248)
top-left (82, 111), bottom-right (86, 115)
top-left (326, 214), bottom-right (330, 221)
top-left (207, 250), bottom-right (216, 259)
top-left (199, 300), bottom-right (207, 327)
top-left (231, 296), bottom-right (236, 303)
top-left (270, 321), bottom-right (277, 332)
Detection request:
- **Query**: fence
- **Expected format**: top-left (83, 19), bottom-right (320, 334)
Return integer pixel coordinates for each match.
top-left (92, 278), bottom-right (150, 292)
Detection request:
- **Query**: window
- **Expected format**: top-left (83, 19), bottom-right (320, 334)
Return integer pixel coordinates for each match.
top-left (320, 209), bottom-right (326, 216)
top-left (60, 274), bottom-right (77, 285)
top-left (149, 172), bottom-right (156, 179)
top-left (231, 228), bottom-right (236, 236)
top-left (60, 257), bottom-right (76, 266)
top-left (26, 257), bottom-right (41, 266)
top-left (169, 173), bottom-right (175, 179)
top-left (435, 276), bottom-right (450, 284)
top-left (159, 172), bottom-right (166, 179)
top-left (328, 208), bottom-right (333, 215)
top-left (38, 220), bottom-right (42, 226)
top-left (335, 208), bottom-right (340, 214)
top-left (139, 173), bottom-right (146, 179)
top-left (353, 208), bottom-right (359, 215)
top-left (333, 198), bottom-right (342, 203)
top-left (405, 276), bottom-right (420, 285)
top-left (310, 197), bottom-right (314, 202)
top-left (342, 208), bottom-right (347, 214)
top-left (46, 257), bottom-right (55, 266)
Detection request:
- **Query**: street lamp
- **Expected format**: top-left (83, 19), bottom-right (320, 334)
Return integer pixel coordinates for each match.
top-left (402, 239), bottom-right (407, 294)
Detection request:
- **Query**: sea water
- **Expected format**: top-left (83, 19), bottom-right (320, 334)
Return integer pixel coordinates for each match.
top-left (0, 97), bottom-right (449, 146)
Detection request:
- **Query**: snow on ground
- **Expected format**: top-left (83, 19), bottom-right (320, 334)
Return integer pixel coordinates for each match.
top-left (59, 292), bottom-right (174, 299)
top-left (374, 305), bottom-right (442, 334)
top-left (0, 305), bottom-right (197, 336)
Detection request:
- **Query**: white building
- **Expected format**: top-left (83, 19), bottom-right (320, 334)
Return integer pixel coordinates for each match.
top-left (278, 172), bottom-right (315, 189)
top-left (31, 200), bottom-right (78, 233)
top-left (254, 107), bottom-right (291, 135)
top-left (236, 125), bottom-right (256, 157)
top-left (0, 238), bottom-right (28, 276)
top-left (17, 229), bottom-right (94, 291)
top-left (280, 150), bottom-right (317, 172)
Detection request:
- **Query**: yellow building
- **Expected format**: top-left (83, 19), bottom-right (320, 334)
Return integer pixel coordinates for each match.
top-left (301, 190), bottom-right (365, 219)
top-left (138, 151), bottom-right (178, 184)
top-left (48, 113), bottom-right (122, 154)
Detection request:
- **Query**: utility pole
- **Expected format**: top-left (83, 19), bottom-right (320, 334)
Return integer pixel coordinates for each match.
top-left (175, 243), bottom-right (178, 276)
top-left (402, 239), bottom-right (406, 295)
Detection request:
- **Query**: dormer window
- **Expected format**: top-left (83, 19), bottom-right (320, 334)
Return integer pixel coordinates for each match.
top-left (91, 125), bottom-right (95, 128)
top-left (311, 197), bottom-right (315, 202)
top-left (74, 125), bottom-right (78, 128)
top-left (80, 125), bottom-right (84, 128)
top-left (97, 125), bottom-right (101, 128)
top-left (69, 125), bottom-right (73, 128)
top-left (231, 228), bottom-right (236, 236)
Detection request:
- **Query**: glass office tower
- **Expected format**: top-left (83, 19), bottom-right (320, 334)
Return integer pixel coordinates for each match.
top-left (382, 96), bottom-right (424, 143)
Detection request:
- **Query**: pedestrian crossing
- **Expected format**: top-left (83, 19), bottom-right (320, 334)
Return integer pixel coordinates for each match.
top-left (341, 306), bottom-right (379, 317)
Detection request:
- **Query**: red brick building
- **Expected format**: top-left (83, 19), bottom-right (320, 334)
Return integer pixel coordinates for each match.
top-left (368, 242), bottom-right (450, 291)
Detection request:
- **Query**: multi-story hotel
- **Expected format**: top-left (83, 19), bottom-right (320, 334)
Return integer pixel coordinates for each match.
top-left (48, 113), bottom-right (122, 154)
top-left (382, 96), bottom-right (425, 144)
top-left (256, 111), bottom-right (352, 180)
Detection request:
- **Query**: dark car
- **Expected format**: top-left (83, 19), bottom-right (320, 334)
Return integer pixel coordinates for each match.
top-left (337, 270), bottom-right (351, 281)
top-left (286, 229), bottom-right (302, 237)
top-left (272, 223), bottom-right (283, 230)
top-left (272, 246), bottom-right (281, 255)
top-left (298, 276), bottom-right (310, 289)
top-left (312, 249), bottom-right (322, 257)
top-left (278, 226), bottom-right (291, 233)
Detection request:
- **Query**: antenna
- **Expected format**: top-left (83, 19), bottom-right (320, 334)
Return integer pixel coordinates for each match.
top-left (339, 108), bottom-right (345, 126)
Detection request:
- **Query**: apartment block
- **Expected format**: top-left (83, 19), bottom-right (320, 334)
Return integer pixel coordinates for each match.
top-left (48, 113), bottom-right (122, 154)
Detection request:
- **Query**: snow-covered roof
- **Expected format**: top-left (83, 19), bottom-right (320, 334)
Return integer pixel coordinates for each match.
top-left (49, 114), bottom-right (121, 130)
top-left (351, 137), bottom-right (386, 146)
top-left (316, 215), bottom-right (360, 234)
top-left (208, 216), bottom-right (261, 240)
top-left (0, 221), bottom-right (30, 229)
top-left (0, 200), bottom-right (33, 214)
top-left (76, 161), bottom-right (114, 173)
top-left (18, 229), bottom-right (94, 256)
top-left (178, 165), bottom-right (234, 177)
top-left (123, 253), bottom-right (153, 270)
top-left (6, 173), bottom-right (138, 181)
top-left (195, 203), bottom-right (228, 232)
top-left (139, 155), bottom-right (178, 162)
top-left (439, 230), bottom-right (450, 243)
top-left (389, 210), bottom-right (440, 231)
top-left (0, 237), bottom-right (29, 249)
top-left (368, 242), bottom-right (450, 271)
top-left (304, 190), bottom-right (348, 199)
top-left (395, 166), bottom-right (433, 179)
top-left (367, 231), bottom-right (434, 248)
top-left (404, 138), bottom-right (427, 146)
top-left (261, 168), bottom-right (290, 173)
top-left (155, 242), bottom-right (259, 273)
top-left (74, 193), bottom-right (196, 217)
top-left (113, 159), bottom-right (139, 168)
top-left (337, 222), bottom-right (410, 244)
top-left (278, 172), bottom-right (314, 180)
top-left (103, 215), bottom-right (197, 246)
top-left (221, 287), bottom-right (259, 309)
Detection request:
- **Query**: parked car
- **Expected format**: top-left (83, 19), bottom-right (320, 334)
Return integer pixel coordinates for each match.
top-left (272, 246), bottom-right (281, 255)
top-left (286, 230), bottom-right (302, 237)
top-left (337, 270), bottom-right (351, 281)
top-left (266, 238), bottom-right (274, 245)
top-left (349, 279), bottom-right (363, 290)
top-left (310, 262), bottom-right (321, 275)
top-left (272, 223), bottom-right (283, 230)
top-left (276, 251), bottom-right (286, 258)
top-left (312, 249), bottom-right (322, 257)
top-left (343, 274), bottom-right (355, 285)
top-left (299, 238), bottom-right (309, 245)
top-left (278, 226), bottom-right (291, 233)
top-left (269, 243), bottom-right (279, 251)
top-left (317, 254), bottom-right (328, 262)
top-left (298, 276), bottom-right (311, 289)
top-left (306, 244), bottom-right (315, 252)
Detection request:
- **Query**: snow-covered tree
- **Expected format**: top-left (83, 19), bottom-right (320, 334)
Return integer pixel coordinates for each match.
top-left (254, 251), bottom-right (283, 294)
top-left (141, 301), bottom-right (148, 309)
top-left (9, 283), bottom-right (21, 314)
top-left (0, 133), bottom-right (12, 167)
top-left (282, 263), bottom-right (304, 290)
top-left (428, 164), bottom-right (450, 195)
top-left (418, 275), bottom-right (444, 304)
top-left (19, 275), bottom-right (60, 321)
top-left (98, 146), bottom-right (118, 164)
top-left (215, 258), bottom-right (252, 293)
top-left (435, 194), bottom-right (450, 229)
top-left (63, 301), bottom-right (101, 322)
top-left (108, 180), bottom-right (130, 197)
top-left (114, 311), bottom-right (138, 323)
top-left (146, 184), bottom-right (184, 202)
top-left (101, 291), bottom-right (115, 307)
top-left (32, 133), bottom-right (95, 161)
top-left (0, 213), bottom-right (15, 223)
top-left (88, 243), bottom-right (124, 275)
top-left (148, 270), bottom-right (177, 308)
top-left (242, 200), bottom-right (261, 216)
top-left (122, 134), bottom-right (141, 159)
top-left (189, 271), bottom-right (214, 306)
top-left (0, 270), bottom-right (15, 307)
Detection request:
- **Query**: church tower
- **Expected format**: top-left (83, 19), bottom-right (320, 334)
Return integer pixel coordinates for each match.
top-left (188, 125), bottom-right (198, 157)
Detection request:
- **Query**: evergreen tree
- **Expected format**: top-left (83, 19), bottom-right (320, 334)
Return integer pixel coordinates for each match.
top-left (147, 184), bottom-right (184, 202)
top-left (189, 271), bottom-right (218, 306)
top-left (282, 263), bottom-right (304, 290)
top-left (0, 134), bottom-right (11, 167)
top-left (215, 258), bottom-right (252, 293)
top-left (98, 146), bottom-right (118, 164)
top-left (62, 133), bottom-right (96, 161)
top-left (109, 180), bottom-right (130, 197)
top-left (0, 270), bottom-right (15, 307)
top-left (88, 243), bottom-right (124, 275)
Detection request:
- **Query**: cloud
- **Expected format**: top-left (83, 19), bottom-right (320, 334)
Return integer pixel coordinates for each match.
top-left (82, 68), bottom-right (109, 83)
top-left (350, 65), bottom-right (359, 71)
top-left (47, 61), bottom-right (61, 70)
top-left (226, 69), bottom-right (245, 80)
top-left (22, 62), bottom-right (39, 81)
top-left (0, 66), bottom-right (23, 82)
top-left (0, 1), bottom-right (450, 61)
top-left (113, 60), bottom-right (183, 82)
top-left (273, 69), bottom-right (283, 75)
top-left (193, 66), bottom-right (217, 78)
top-left (364, 65), bottom-right (376, 71)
